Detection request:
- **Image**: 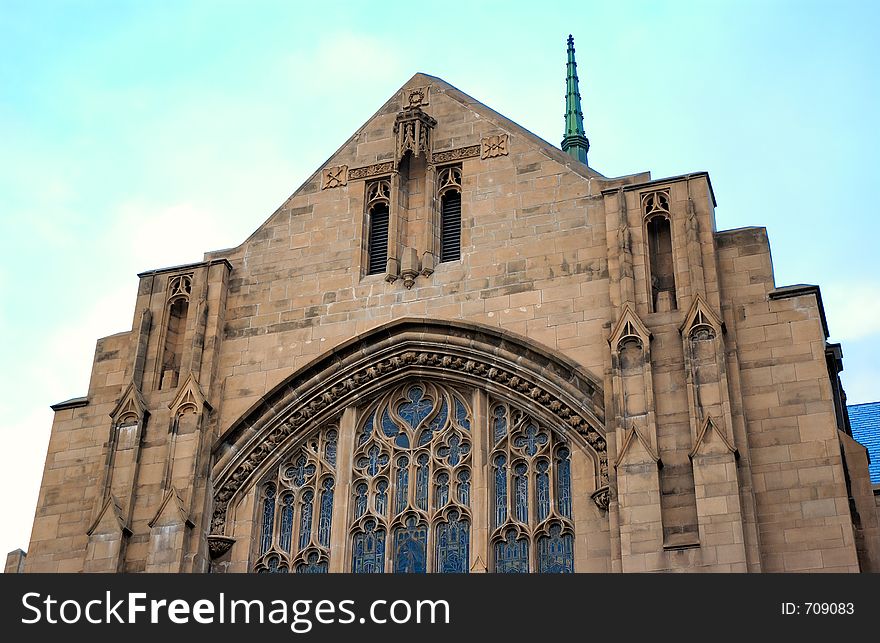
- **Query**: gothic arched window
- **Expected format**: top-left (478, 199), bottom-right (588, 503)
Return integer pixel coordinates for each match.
top-left (437, 165), bottom-right (462, 263)
top-left (490, 402), bottom-right (574, 573)
top-left (254, 425), bottom-right (338, 573)
top-left (350, 382), bottom-right (472, 573)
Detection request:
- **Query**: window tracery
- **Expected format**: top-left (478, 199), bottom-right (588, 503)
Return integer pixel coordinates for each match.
top-left (490, 402), bottom-right (574, 573)
top-left (350, 382), bottom-right (472, 573)
top-left (254, 426), bottom-right (338, 573)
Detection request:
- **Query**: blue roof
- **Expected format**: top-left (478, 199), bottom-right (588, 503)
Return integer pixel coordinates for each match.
top-left (848, 402), bottom-right (880, 485)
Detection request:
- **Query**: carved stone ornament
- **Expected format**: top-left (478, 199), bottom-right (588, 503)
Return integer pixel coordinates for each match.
top-left (432, 145), bottom-right (480, 165)
top-left (207, 535), bottom-right (236, 559)
top-left (402, 85), bottom-right (430, 108)
top-left (209, 321), bottom-right (607, 537)
top-left (394, 106), bottom-right (437, 163)
top-left (321, 165), bottom-right (348, 190)
top-left (348, 161), bottom-right (394, 181)
top-left (481, 134), bottom-right (509, 159)
top-left (591, 486), bottom-right (610, 512)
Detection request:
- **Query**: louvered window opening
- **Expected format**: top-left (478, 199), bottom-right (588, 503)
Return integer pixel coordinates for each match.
top-left (368, 204), bottom-right (389, 275)
top-left (440, 191), bottom-right (461, 263)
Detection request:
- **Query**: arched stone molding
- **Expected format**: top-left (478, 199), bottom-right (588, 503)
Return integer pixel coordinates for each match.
top-left (209, 318), bottom-right (606, 538)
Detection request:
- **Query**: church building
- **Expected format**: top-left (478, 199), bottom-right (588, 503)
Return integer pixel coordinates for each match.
top-left (11, 37), bottom-right (880, 573)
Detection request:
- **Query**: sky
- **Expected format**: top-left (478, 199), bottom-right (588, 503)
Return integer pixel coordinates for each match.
top-left (1, 0), bottom-right (878, 563)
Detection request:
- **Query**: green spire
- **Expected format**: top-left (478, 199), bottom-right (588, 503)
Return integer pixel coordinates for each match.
top-left (562, 34), bottom-right (590, 165)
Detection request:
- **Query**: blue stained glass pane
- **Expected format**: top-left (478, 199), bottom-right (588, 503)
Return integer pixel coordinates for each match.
top-left (514, 463), bottom-right (528, 523)
top-left (260, 484), bottom-right (276, 555)
top-left (494, 529), bottom-right (529, 573)
top-left (398, 386), bottom-right (434, 429)
top-left (457, 469), bottom-right (470, 506)
top-left (354, 483), bottom-right (367, 519)
top-left (514, 424), bottom-right (549, 457)
top-left (419, 398), bottom-right (447, 446)
top-left (395, 456), bottom-right (409, 514)
top-left (318, 478), bottom-right (333, 547)
top-left (454, 397), bottom-right (470, 431)
top-left (416, 453), bottom-right (429, 510)
top-left (324, 429), bottom-right (338, 468)
top-left (296, 551), bottom-right (328, 574)
top-left (435, 472), bottom-right (449, 509)
top-left (352, 520), bottom-right (385, 574)
top-left (493, 405), bottom-right (507, 444)
top-left (279, 493), bottom-right (295, 553)
top-left (393, 516), bottom-right (427, 573)
top-left (494, 455), bottom-right (507, 527)
top-left (298, 490), bottom-right (313, 551)
top-left (436, 510), bottom-right (469, 573)
top-left (289, 455), bottom-right (316, 487)
top-left (357, 445), bottom-right (388, 477)
top-left (556, 447), bottom-right (572, 519)
top-left (381, 409), bottom-right (398, 438)
top-left (375, 479), bottom-right (389, 516)
top-left (439, 435), bottom-right (470, 467)
top-left (538, 524), bottom-right (574, 573)
top-left (537, 459), bottom-right (550, 522)
top-left (359, 415), bottom-right (373, 446)
top-left (265, 555), bottom-right (288, 574)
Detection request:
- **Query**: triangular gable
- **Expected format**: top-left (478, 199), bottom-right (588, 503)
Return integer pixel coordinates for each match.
top-left (615, 425), bottom-right (660, 468)
top-left (148, 487), bottom-right (194, 529)
top-left (690, 416), bottom-right (737, 459)
top-left (168, 371), bottom-right (211, 416)
top-left (679, 294), bottom-right (724, 336)
top-left (609, 304), bottom-right (651, 350)
top-left (87, 495), bottom-right (130, 536)
top-left (109, 380), bottom-right (148, 425)
top-left (215, 72), bottom-right (606, 255)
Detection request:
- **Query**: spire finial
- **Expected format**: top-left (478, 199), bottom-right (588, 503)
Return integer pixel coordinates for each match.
top-left (562, 35), bottom-right (590, 165)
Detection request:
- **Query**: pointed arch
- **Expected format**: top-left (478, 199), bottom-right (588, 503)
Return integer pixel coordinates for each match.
top-left (209, 318), bottom-right (606, 538)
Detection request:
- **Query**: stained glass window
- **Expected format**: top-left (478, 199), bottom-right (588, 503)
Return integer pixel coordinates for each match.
top-left (490, 402), bottom-right (576, 572)
top-left (279, 493), bottom-right (294, 553)
top-left (260, 484), bottom-right (275, 556)
top-left (436, 472), bottom-right (449, 509)
top-left (556, 447), bottom-right (572, 519)
top-left (494, 528), bottom-right (528, 574)
top-left (253, 424), bottom-right (338, 573)
top-left (436, 510), bottom-right (469, 573)
top-left (318, 478), bottom-right (334, 547)
top-left (393, 515), bottom-right (427, 573)
top-left (536, 459), bottom-right (550, 522)
top-left (416, 453), bottom-right (429, 510)
top-left (514, 463), bottom-right (529, 523)
top-left (351, 382), bottom-right (472, 574)
top-left (352, 520), bottom-right (385, 574)
top-left (296, 551), bottom-right (328, 574)
top-left (254, 383), bottom-right (583, 575)
top-left (457, 470), bottom-right (470, 506)
top-left (298, 490), bottom-right (313, 552)
top-left (354, 483), bottom-right (367, 519)
top-left (538, 524), bottom-right (574, 573)
top-left (494, 454), bottom-right (507, 527)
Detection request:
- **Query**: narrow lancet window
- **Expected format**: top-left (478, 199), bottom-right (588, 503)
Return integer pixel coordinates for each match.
top-left (437, 166), bottom-right (462, 263)
top-left (644, 191), bottom-right (676, 311)
top-left (366, 179), bottom-right (391, 275)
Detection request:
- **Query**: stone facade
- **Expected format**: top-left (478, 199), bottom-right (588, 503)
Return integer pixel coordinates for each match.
top-left (13, 73), bottom-right (880, 573)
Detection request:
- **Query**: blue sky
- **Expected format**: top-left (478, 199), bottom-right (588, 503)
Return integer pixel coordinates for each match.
top-left (1, 0), bottom-right (878, 560)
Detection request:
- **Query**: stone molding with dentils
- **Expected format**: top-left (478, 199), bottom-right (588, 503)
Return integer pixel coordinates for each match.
top-left (209, 318), bottom-right (607, 536)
